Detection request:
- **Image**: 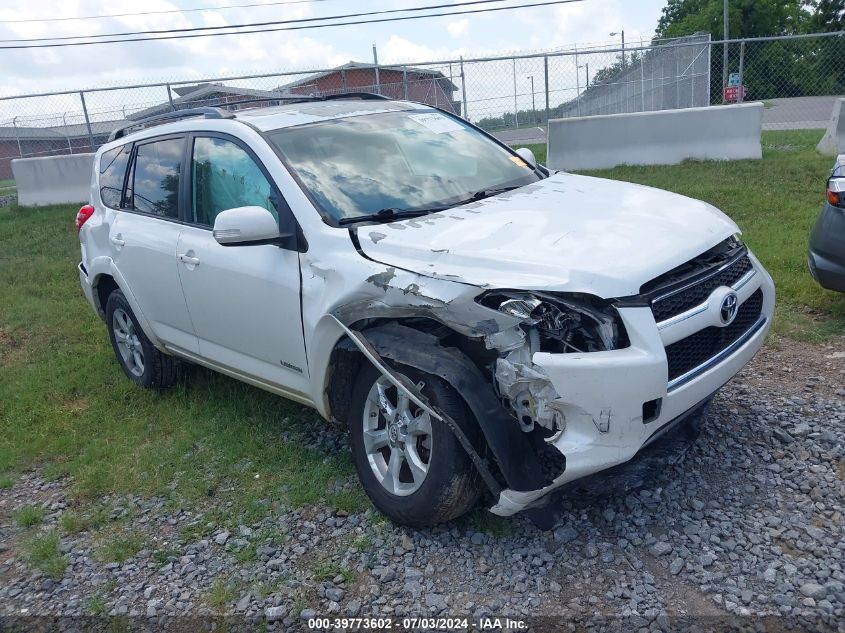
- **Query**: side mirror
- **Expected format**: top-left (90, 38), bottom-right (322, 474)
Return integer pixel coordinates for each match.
top-left (212, 206), bottom-right (281, 246)
top-left (515, 147), bottom-right (537, 167)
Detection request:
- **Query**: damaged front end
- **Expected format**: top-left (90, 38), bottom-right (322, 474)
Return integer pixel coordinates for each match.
top-left (478, 291), bottom-right (630, 438)
top-left (328, 266), bottom-right (633, 527)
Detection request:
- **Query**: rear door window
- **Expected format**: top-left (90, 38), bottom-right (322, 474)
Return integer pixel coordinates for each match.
top-left (126, 137), bottom-right (184, 219)
top-left (98, 144), bottom-right (131, 208)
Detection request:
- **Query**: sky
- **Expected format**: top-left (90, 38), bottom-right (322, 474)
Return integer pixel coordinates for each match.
top-left (0, 0), bottom-right (668, 123)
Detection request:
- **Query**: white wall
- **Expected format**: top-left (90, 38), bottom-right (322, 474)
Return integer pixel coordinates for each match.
top-left (547, 103), bottom-right (763, 171)
top-left (11, 153), bottom-right (94, 206)
top-left (817, 98), bottom-right (845, 155)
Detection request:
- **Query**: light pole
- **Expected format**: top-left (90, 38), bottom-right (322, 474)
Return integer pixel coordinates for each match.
top-left (578, 63), bottom-right (589, 88)
top-left (610, 30), bottom-right (625, 70)
top-left (527, 75), bottom-right (536, 120)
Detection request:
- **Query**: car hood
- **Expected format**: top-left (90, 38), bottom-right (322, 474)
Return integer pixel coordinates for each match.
top-left (356, 172), bottom-right (739, 298)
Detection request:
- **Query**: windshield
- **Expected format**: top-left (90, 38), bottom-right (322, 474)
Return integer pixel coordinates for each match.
top-left (268, 109), bottom-right (541, 224)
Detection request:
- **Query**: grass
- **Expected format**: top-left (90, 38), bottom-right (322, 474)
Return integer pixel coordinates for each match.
top-left (522, 129), bottom-right (845, 340)
top-left (313, 560), bottom-right (356, 583)
top-left (207, 577), bottom-right (241, 610)
top-left (461, 508), bottom-right (514, 538)
top-left (59, 505), bottom-right (111, 534)
top-left (95, 531), bottom-right (145, 563)
top-left (85, 594), bottom-right (108, 616)
top-left (152, 547), bottom-right (180, 566)
top-left (0, 202), bottom-right (367, 515)
top-left (13, 504), bottom-right (46, 528)
top-left (0, 178), bottom-right (14, 192)
top-left (25, 530), bottom-right (68, 579)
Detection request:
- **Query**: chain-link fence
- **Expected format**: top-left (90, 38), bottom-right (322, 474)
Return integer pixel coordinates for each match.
top-left (0, 31), bottom-right (843, 180)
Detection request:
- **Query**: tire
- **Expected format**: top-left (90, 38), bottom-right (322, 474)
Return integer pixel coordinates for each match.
top-left (348, 363), bottom-right (482, 527)
top-left (105, 289), bottom-right (177, 389)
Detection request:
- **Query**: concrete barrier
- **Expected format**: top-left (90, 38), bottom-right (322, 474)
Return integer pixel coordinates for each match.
top-left (817, 97), bottom-right (845, 155)
top-left (11, 153), bottom-right (94, 206)
top-left (547, 103), bottom-right (763, 171)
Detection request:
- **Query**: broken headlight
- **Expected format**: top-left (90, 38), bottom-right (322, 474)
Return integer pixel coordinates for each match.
top-left (478, 291), bottom-right (629, 353)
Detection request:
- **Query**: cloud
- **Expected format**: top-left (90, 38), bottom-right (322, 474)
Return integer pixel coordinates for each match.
top-left (0, 0), bottom-right (666, 123)
top-left (447, 19), bottom-right (469, 39)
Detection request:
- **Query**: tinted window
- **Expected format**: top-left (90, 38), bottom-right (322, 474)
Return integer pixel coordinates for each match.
top-left (128, 138), bottom-right (183, 219)
top-left (99, 145), bottom-right (131, 208)
top-left (268, 110), bottom-right (539, 223)
top-left (191, 137), bottom-right (278, 226)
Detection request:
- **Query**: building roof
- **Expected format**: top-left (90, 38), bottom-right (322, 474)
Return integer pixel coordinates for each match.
top-left (275, 62), bottom-right (459, 93)
top-left (127, 84), bottom-right (293, 121)
top-left (96, 99), bottom-right (431, 149)
top-left (234, 98), bottom-right (423, 132)
top-left (0, 119), bottom-right (123, 141)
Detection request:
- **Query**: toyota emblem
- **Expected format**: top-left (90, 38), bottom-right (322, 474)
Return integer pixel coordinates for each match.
top-left (720, 293), bottom-right (739, 325)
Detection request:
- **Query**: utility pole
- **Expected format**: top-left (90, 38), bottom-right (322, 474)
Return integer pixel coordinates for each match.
top-left (372, 44), bottom-right (381, 95)
top-left (527, 75), bottom-right (535, 119)
top-left (723, 0), bottom-right (729, 95)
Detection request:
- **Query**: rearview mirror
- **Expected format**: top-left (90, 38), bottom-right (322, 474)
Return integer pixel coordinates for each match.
top-left (515, 147), bottom-right (537, 167)
top-left (212, 206), bottom-right (281, 246)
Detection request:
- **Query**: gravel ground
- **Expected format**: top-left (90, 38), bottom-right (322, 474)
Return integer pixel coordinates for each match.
top-left (1, 337), bottom-right (843, 631)
top-left (0, 193), bottom-right (17, 208)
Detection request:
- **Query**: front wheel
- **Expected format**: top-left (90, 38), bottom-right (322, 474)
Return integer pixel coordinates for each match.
top-left (348, 364), bottom-right (482, 527)
top-left (105, 290), bottom-right (177, 389)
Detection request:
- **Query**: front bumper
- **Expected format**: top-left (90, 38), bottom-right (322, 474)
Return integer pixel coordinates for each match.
top-left (490, 254), bottom-right (775, 516)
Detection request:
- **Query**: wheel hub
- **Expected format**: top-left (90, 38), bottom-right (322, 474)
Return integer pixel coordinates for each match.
top-left (362, 376), bottom-right (433, 497)
top-left (112, 307), bottom-right (145, 378)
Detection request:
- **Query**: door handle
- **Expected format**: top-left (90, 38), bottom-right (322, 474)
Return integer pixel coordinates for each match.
top-left (178, 253), bottom-right (200, 266)
top-left (111, 236), bottom-right (125, 247)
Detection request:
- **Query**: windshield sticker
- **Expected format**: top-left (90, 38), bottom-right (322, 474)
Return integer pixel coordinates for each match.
top-left (408, 113), bottom-right (464, 134)
top-left (509, 155), bottom-right (529, 168)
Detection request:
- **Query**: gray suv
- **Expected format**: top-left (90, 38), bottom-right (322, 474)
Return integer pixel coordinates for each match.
top-left (809, 154), bottom-right (845, 292)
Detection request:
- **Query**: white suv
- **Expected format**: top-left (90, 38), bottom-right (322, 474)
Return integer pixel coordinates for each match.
top-left (77, 95), bottom-right (775, 528)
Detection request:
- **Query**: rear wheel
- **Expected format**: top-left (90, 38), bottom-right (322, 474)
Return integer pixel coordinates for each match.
top-left (349, 363), bottom-right (482, 527)
top-left (105, 290), bottom-right (177, 389)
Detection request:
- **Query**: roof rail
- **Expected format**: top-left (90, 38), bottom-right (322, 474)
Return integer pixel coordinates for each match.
top-left (108, 107), bottom-right (235, 141)
top-left (318, 92), bottom-right (392, 101)
top-left (207, 92), bottom-right (394, 112)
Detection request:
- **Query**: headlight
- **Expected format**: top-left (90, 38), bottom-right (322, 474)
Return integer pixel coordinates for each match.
top-left (477, 291), bottom-right (628, 353)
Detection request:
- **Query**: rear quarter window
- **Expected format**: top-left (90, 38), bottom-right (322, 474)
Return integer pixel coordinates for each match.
top-left (99, 145), bottom-right (131, 208)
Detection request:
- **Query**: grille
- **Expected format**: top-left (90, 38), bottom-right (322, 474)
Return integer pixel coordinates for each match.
top-left (665, 289), bottom-right (764, 383)
top-left (651, 254), bottom-right (753, 323)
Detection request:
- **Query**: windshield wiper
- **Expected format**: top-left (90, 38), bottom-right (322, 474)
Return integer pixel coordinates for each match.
top-left (337, 207), bottom-right (445, 226)
top-left (469, 185), bottom-right (521, 201)
top-left (338, 186), bottom-right (523, 225)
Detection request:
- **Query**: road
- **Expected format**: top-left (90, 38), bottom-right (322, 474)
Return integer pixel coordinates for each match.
top-left (490, 95), bottom-right (839, 145)
top-left (760, 95), bottom-right (838, 130)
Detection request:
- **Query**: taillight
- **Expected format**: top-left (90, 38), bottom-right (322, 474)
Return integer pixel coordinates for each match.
top-left (76, 205), bottom-right (95, 232)
top-left (828, 177), bottom-right (845, 208)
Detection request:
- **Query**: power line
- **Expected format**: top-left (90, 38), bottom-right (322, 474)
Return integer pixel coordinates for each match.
top-left (0, 0), bottom-right (516, 43)
top-left (0, 0), bottom-right (587, 49)
top-left (0, 0), bottom-right (339, 24)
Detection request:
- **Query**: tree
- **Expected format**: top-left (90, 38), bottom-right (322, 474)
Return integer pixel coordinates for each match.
top-left (654, 0), bottom-right (844, 101)
top-left (656, 0), bottom-right (804, 41)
